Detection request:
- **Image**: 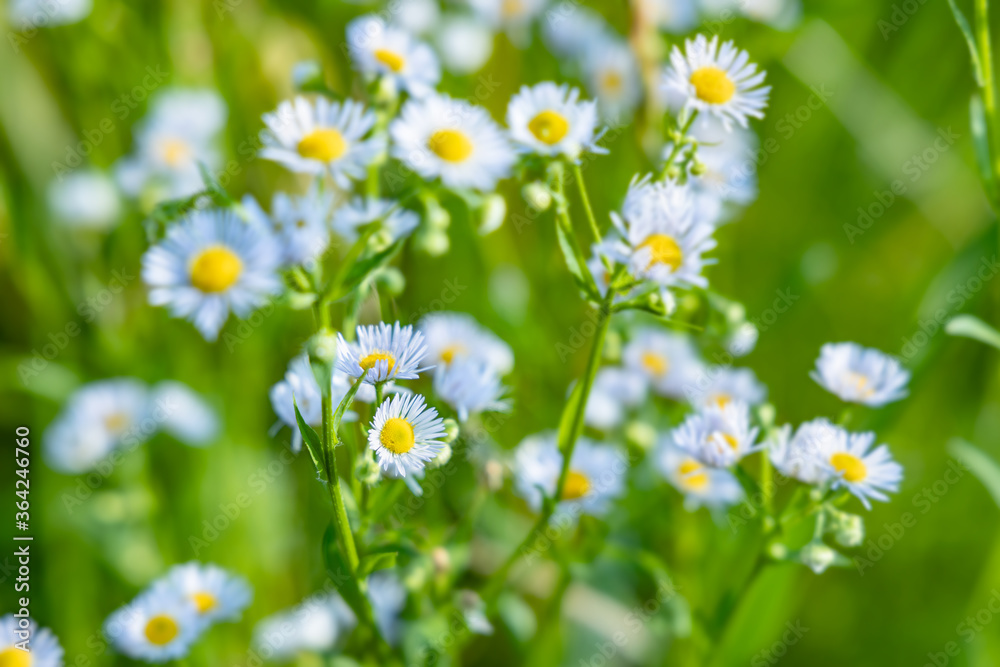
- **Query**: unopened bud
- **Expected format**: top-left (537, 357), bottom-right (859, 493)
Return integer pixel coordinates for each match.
top-left (442, 418), bottom-right (460, 443)
top-left (522, 181), bottom-right (553, 210)
top-left (799, 542), bottom-right (837, 574)
top-left (428, 443), bottom-right (453, 469)
top-left (690, 160), bottom-right (707, 176)
top-left (308, 330), bottom-right (338, 365)
top-left (375, 267), bottom-right (406, 296)
top-left (479, 194), bottom-right (506, 236)
top-left (417, 229), bottom-right (450, 256)
top-left (625, 421), bottom-right (656, 451)
top-left (355, 455), bottom-right (381, 486)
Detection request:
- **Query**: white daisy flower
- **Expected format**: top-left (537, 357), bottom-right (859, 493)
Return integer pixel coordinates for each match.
top-left (655, 439), bottom-right (743, 510)
top-left (114, 89), bottom-right (227, 201)
top-left (141, 208), bottom-right (282, 342)
top-left (663, 34), bottom-right (770, 129)
top-left (44, 379), bottom-right (151, 473)
top-left (582, 37), bottom-right (642, 125)
top-left (585, 367), bottom-right (648, 430)
top-left (433, 358), bottom-right (510, 422)
top-left (512, 433), bottom-right (627, 518)
top-left (688, 366), bottom-right (767, 410)
top-left (253, 592), bottom-right (356, 661)
top-left (152, 562), bottom-right (252, 625)
top-left (622, 327), bottom-right (704, 399)
top-left (346, 15), bottom-right (441, 98)
top-left (767, 418), bottom-right (844, 485)
top-left (9, 0), bottom-right (91, 28)
top-left (331, 197), bottom-right (420, 246)
top-left (434, 15), bottom-right (495, 75)
top-left (0, 615), bottom-right (64, 667)
top-left (671, 401), bottom-right (761, 468)
top-left (152, 381), bottom-right (219, 447)
top-left (506, 83), bottom-right (604, 159)
top-left (260, 97), bottom-right (385, 186)
top-left (367, 572), bottom-right (407, 646)
top-left (104, 588), bottom-right (204, 663)
top-left (337, 322), bottom-right (429, 384)
top-left (418, 312), bottom-right (514, 374)
top-left (825, 430), bottom-right (903, 510)
top-left (390, 94), bottom-right (516, 191)
top-left (603, 175), bottom-right (717, 289)
top-left (242, 188), bottom-right (333, 268)
top-left (48, 169), bottom-right (121, 231)
top-left (367, 393), bottom-right (447, 476)
top-left (270, 354), bottom-right (359, 452)
top-left (810, 342), bottom-right (910, 407)
top-left (727, 321), bottom-right (759, 357)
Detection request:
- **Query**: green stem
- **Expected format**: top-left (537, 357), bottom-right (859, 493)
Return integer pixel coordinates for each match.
top-left (322, 390), bottom-right (360, 574)
top-left (481, 290), bottom-right (614, 602)
top-left (572, 161), bottom-right (602, 245)
top-left (660, 110), bottom-right (699, 180)
top-left (974, 0), bottom-right (1000, 314)
top-left (553, 162), bottom-right (602, 297)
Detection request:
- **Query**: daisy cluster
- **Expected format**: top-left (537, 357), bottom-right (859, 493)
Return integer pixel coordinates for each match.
top-left (104, 562), bottom-right (252, 662)
top-left (43, 378), bottom-right (218, 474)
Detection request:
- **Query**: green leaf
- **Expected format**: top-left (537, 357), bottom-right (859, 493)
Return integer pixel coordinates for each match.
top-left (357, 550), bottom-right (398, 578)
top-left (948, 0), bottom-right (986, 87)
top-left (554, 215), bottom-right (600, 301)
top-left (948, 438), bottom-right (1000, 509)
top-left (322, 524), bottom-right (370, 616)
top-left (946, 314), bottom-right (1000, 349)
top-left (293, 397), bottom-right (325, 478)
top-left (337, 240), bottom-right (403, 297)
top-left (969, 96), bottom-right (999, 204)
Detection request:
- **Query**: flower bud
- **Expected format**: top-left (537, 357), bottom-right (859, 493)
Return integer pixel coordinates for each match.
top-left (727, 322), bottom-right (759, 357)
top-left (424, 196), bottom-right (450, 230)
top-left (768, 542), bottom-right (789, 560)
top-left (828, 509), bottom-right (865, 548)
top-left (416, 229), bottom-right (450, 256)
top-left (442, 418), bottom-right (460, 443)
top-left (375, 267), bottom-right (406, 296)
top-left (308, 329), bottom-right (338, 365)
top-left (625, 421), bottom-right (657, 451)
top-left (479, 194), bottom-right (506, 236)
top-left (428, 443), bottom-right (453, 469)
top-left (355, 456), bottom-right (381, 486)
top-left (431, 547), bottom-right (451, 575)
top-left (799, 542), bottom-right (837, 574)
top-left (690, 160), bottom-right (708, 176)
top-left (665, 165), bottom-right (682, 181)
top-left (522, 181), bottom-right (553, 211)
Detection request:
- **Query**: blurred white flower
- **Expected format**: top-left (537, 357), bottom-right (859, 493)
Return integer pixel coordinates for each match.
top-left (687, 366), bottom-right (767, 410)
top-left (622, 327), bottom-right (705, 399)
top-left (672, 400), bottom-right (761, 467)
top-left (418, 312), bottom-right (513, 374)
top-left (152, 381), bottom-right (219, 447)
top-left (506, 82), bottom-right (604, 159)
top-left (433, 358), bottom-right (510, 422)
top-left (655, 438), bottom-right (743, 510)
top-left (331, 197), bottom-right (419, 246)
top-left (104, 587), bottom-right (204, 663)
top-left (585, 367), bottom-right (648, 430)
top-left (435, 15), bottom-right (494, 74)
top-left (367, 572), bottom-right (407, 645)
top-left (9, 0), bottom-right (91, 29)
top-left (48, 169), bottom-right (121, 230)
top-left (242, 188), bottom-right (333, 267)
top-left (1, 614), bottom-right (64, 667)
top-left (346, 15), bottom-right (441, 98)
top-left (810, 342), bottom-right (910, 407)
top-left (583, 37), bottom-right (642, 125)
top-left (512, 433), bottom-right (627, 518)
top-left (151, 562), bottom-right (252, 625)
top-left (253, 592), bottom-right (356, 661)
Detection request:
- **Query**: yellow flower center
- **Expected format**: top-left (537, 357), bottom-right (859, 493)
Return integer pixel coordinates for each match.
top-left (561, 470), bottom-right (591, 500)
top-left (0, 648), bottom-right (32, 667)
top-left (678, 459), bottom-right (709, 491)
top-left (440, 344), bottom-right (465, 364)
top-left (161, 137), bottom-right (192, 167)
top-left (144, 614), bottom-right (179, 646)
top-left (847, 372), bottom-right (875, 398)
top-left (689, 66), bottom-right (736, 105)
top-left (641, 351), bottom-right (669, 377)
top-left (527, 110), bottom-right (570, 145)
top-left (600, 71), bottom-right (623, 94)
top-left (104, 412), bottom-right (129, 434)
top-left (380, 417), bottom-right (415, 454)
top-left (359, 351), bottom-right (396, 375)
top-left (189, 245), bottom-right (243, 293)
top-left (502, 0), bottom-right (523, 16)
top-left (830, 452), bottom-right (867, 483)
top-left (428, 129), bottom-right (473, 163)
top-left (191, 592), bottom-right (217, 614)
top-left (638, 234), bottom-right (683, 271)
top-left (720, 433), bottom-right (739, 450)
top-left (374, 48), bottom-right (406, 72)
top-left (297, 128), bottom-right (348, 162)
top-left (712, 393), bottom-right (732, 408)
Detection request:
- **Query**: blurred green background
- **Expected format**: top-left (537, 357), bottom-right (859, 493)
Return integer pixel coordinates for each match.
top-left (2, 0), bottom-right (1000, 665)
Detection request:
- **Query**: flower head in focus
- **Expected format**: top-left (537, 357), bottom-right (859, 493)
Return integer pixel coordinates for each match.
top-left (337, 322), bottom-right (429, 384)
top-left (368, 393), bottom-right (447, 476)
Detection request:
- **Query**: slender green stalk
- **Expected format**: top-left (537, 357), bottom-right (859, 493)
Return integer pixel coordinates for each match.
top-left (322, 391), bottom-right (360, 573)
top-left (572, 162), bottom-right (602, 245)
top-left (975, 0), bottom-right (1000, 312)
top-left (660, 110), bottom-right (699, 180)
